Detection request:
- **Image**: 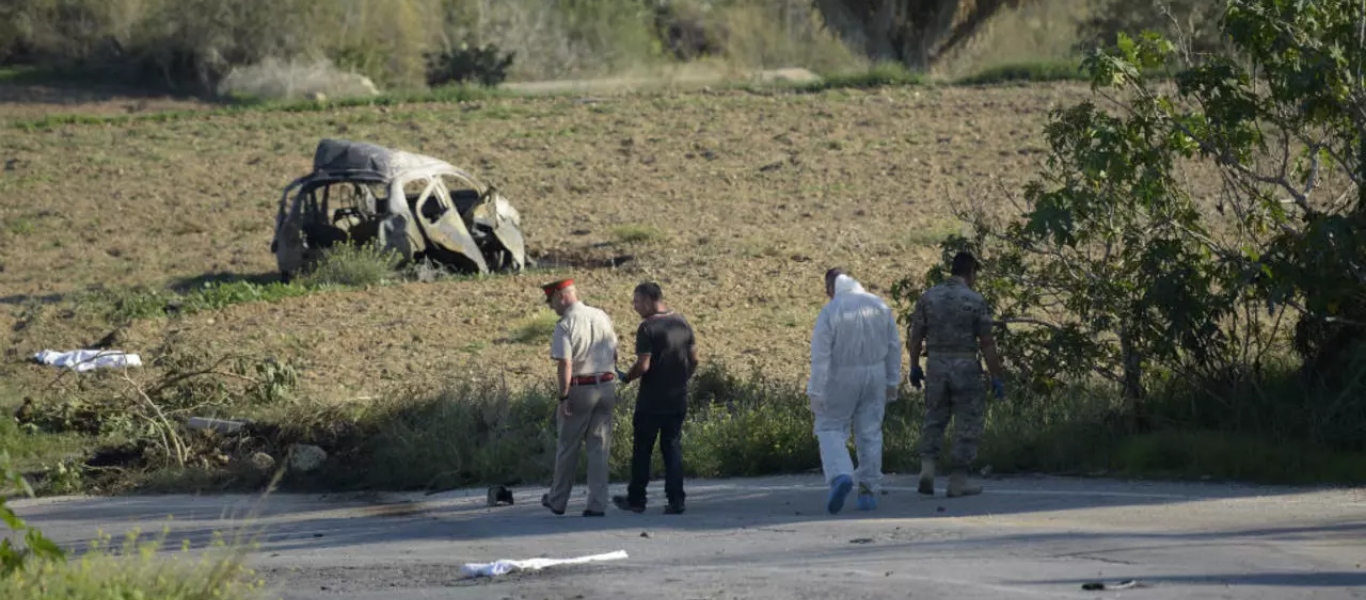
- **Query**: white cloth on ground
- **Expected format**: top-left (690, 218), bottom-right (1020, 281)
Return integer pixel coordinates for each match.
top-left (459, 549), bottom-right (628, 579)
top-left (33, 349), bottom-right (142, 372)
top-left (807, 274), bottom-right (901, 493)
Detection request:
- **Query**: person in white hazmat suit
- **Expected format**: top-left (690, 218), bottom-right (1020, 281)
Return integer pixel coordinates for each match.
top-left (806, 268), bottom-right (902, 514)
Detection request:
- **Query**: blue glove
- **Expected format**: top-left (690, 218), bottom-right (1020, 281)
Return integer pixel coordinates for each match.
top-left (991, 378), bottom-right (1005, 400)
top-left (909, 365), bottom-right (924, 390)
top-left (615, 368), bottom-right (629, 383)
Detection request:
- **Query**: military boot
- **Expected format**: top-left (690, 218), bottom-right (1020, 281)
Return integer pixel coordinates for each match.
top-left (946, 469), bottom-right (982, 498)
top-left (917, 458), bottom-right (936, 495)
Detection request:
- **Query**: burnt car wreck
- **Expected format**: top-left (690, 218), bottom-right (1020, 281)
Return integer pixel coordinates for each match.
top-left (271, 139), bottom-right (529, 280)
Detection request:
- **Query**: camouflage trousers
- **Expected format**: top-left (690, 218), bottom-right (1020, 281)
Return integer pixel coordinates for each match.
top-left (917, 356), bottom-right (986, 470)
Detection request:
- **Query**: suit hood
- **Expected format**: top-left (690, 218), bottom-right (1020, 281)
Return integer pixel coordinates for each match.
top-left (833, 274), bottom-right (865, 296)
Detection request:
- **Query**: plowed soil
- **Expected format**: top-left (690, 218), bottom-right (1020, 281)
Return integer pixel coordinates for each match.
top-left (2, 82), bottom-right (1155, 399)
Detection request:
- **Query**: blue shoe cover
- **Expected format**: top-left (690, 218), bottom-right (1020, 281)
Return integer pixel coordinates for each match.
top-left (827, 475), bottom-right (853, 514)
top-left (856, 493), bottom-right (877, 511)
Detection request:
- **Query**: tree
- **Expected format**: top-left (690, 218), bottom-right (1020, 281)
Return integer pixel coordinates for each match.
top-left (812, 0), bottom-right (1035, 70)
top-left (894, 0), bottom-right (1366, 419)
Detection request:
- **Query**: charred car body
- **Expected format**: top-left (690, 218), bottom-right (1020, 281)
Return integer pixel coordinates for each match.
top-left (271, 139), bottom-right (529, 280)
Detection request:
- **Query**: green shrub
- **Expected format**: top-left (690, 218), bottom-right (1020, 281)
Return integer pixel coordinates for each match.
top-left (297, 243), bottom-right (403, 288)
top-left (2, 452), bottom-right (66, 576)
top-left (956, 60), bottom-right (1085, 85)
top-left (808, 61), bottom-right (925, 91)
top-left (425, 44), bottom-right (516, 87)
top-left (612, 224), bottom-right (668, 244)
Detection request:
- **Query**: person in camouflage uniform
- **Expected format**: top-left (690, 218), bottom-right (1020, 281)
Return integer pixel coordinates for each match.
top-left (905, 251), bottom-right (1006, 498)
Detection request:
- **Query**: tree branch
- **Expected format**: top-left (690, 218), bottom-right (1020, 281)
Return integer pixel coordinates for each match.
top-left (997, 317), bottom-right (1063, 330)
top-left (1170, 118), bottom-right (1315, 216)
top-left (145, 354), bottom-right (261, 397)
top-left (120, 371), bottom-right (187, 468)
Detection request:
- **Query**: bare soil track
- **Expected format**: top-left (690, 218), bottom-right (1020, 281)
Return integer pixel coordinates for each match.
top-left (1, 81), bottom-right (1213, 397)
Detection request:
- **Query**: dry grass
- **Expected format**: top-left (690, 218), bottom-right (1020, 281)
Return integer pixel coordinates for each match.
top-left (0, 529), bottom-right (262, 600)
top-left (0, 80), bottom-right (1230, 405)
top-left (933, 0), bottom-right (1092, 80)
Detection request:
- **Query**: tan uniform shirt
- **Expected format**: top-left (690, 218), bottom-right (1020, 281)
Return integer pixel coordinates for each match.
top-left (550, 301), bottom-right (618, 376)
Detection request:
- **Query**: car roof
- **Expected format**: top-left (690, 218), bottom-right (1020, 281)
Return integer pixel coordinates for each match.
top-left (306, 138), bottom-right (481, 186)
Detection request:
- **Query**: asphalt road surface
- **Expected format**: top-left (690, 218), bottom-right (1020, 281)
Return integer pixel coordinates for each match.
top-left (9, 474), bottom-right (1365, 599)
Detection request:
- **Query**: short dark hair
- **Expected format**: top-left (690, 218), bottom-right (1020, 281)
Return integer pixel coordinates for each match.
top-left (950, 251), bottom-right (980, 277)
top-left (824, 267), bottom-right (845, 289)
top-left (634, 281), bottom-right (663, 302)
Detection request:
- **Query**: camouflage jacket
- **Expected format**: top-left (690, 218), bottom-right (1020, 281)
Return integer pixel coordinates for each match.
top-left (908, 278), bottom-right (993, 357)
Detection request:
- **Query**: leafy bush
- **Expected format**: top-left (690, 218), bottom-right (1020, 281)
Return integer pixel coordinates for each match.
top-left (425, 44), bottom-right (516, 87)
top-left (2, 452), bottom-right (65, 576)
top-left (1075, 0), bottom-right (1227, 57)
top-left (652, 0), bottom-right (728, 61)
top-left (893, 0), bottom-right (1366, 453)
top-left (310, 360), bottom-right (1366, 490)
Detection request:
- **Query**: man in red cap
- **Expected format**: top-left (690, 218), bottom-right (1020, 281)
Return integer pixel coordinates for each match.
top-left (539, 278), bottom-right (621, 517)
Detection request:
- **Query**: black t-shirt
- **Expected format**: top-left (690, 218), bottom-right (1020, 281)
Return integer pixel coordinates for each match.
top-left (634, 311), bottom-right (696, 414)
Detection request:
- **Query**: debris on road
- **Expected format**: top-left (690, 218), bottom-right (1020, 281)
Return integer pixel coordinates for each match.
top-left (1082, 579), bottom-right (1143, 591)
top-left (487, 485), bottom-right (514, 506)
top-left (459, 550), bottom-right (629, 579)
top-left (32, 349), bottom-right (142, 372)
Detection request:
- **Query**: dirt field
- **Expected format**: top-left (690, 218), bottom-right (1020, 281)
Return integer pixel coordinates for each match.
top-left (0, 82), bottom-right (216, 121)
top-left (1, 81), bottom-right (1184, 400)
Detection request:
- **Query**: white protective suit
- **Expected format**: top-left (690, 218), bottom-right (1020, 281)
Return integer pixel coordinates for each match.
top-left (807, 274), bottom-right (902, 493)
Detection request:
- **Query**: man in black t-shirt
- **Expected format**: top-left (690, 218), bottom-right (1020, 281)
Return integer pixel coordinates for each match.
top-left (612, 282), bottom-right (698, 515)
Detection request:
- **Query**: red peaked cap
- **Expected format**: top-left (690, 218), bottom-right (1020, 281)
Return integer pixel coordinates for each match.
top-left (541, 279), bottom-right (574, 298)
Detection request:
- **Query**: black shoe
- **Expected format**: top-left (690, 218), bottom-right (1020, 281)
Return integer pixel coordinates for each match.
top-left (541, 494), bottom-right (563, 516)
top-left (612, 495), bottom-right (645, 513)
top-left (582, 510), bottom-right (605, 517)
top-left (664, 503), bottom-right (685, 515)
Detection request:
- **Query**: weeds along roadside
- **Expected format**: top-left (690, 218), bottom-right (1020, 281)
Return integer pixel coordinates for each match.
top-left (1, 450), bottom-right (269, 600)
top-left (5, 349), bottom-right (1365, 500)
top-left (1, 354), bottom-right (1360, 599)
top-left (4, 236), bottom-right (1364, 495)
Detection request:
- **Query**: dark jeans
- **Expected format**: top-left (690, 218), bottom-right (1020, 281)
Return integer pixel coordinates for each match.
top-left (627, 411), bottom-right (685, 506)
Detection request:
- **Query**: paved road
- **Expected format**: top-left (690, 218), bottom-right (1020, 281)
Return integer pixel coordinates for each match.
top-left (8, 474), bottom-right (1365, 599)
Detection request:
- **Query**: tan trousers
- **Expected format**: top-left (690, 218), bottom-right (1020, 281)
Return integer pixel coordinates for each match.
top-left (545, 381), bottom-right (617, 513)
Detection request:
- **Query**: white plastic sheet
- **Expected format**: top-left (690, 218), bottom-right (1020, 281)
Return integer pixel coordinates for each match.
top-left (33, 349), bottom-right (142, 372)
top-left (458, 550), bottom-right (628, 579)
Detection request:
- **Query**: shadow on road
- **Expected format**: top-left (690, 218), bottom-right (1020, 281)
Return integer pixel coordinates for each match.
top-left (1019, 572), bottom-right (1366, 588)
top-left (18, 475), bottom-right (1357, 559)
